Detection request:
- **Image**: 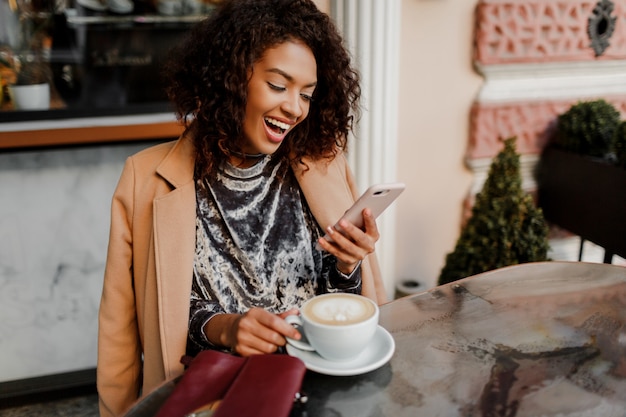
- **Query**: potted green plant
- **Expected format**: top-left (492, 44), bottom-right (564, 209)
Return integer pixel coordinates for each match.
top-left (537, 99), bottom-right (626, 262)
top-left (2, 0), bottom-right (53, 110)
top-left (551, 99), bottom-right (620, 159)
top-left (438, 137), bottom-right (550, 285)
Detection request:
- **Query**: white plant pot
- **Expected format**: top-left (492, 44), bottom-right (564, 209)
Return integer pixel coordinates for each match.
top-left (9, 83), bottom-right (50, 110)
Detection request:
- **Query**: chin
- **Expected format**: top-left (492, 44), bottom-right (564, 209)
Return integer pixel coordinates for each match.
top-left (262, 142), bottom-right (284, 155)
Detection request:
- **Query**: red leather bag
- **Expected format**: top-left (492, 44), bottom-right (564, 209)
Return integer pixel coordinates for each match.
top-left (154, 350), bottom-right (306, 417)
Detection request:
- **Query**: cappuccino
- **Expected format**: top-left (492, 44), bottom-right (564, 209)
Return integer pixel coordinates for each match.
top-left (286, 293), bottom-right (380, 361)
top-left (302, 293), bottom-right (376, 326)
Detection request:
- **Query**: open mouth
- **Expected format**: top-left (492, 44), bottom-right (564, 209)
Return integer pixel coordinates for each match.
top-left (265, 117), bottom-right (290, 135)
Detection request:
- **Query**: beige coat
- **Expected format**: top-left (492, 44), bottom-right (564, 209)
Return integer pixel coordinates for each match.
top-left (97, 135), bottom-right (386, 416)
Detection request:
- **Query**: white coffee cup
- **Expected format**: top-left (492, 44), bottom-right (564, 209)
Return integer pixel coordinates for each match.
top-left (286, 293), bottom-right (379, 361)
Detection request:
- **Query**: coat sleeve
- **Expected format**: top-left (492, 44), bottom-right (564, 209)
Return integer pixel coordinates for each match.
top-left (294, 152), bottom-right (388, 304)
top-left (339, 156), bottom-right (388, 304)
top-left (97, 157), bottom-right (143, 417)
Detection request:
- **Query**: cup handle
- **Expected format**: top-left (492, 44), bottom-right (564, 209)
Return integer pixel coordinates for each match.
top-left (285, 315), bottom-right (315, 351)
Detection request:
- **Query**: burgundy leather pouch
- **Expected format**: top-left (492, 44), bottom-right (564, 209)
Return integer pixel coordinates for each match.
top-left (154, 350), bottom-right (306, 417)
top-left (213, 353), bottom-right (306, 417)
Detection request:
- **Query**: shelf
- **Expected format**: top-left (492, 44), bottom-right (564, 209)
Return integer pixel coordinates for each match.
top-left (0, 113), bottom-right (184, 149)
top-left (65, 12), bottom-right (206, 26)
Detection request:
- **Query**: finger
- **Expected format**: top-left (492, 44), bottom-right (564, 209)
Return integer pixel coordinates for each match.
top-left (325, 224), bottom-right (369, 259)
top-left (361, 209), bottom-right (380, 240)
top-left (339, 209), bottom-right (379, 247)
top-left (339, 215), bottom-right (378, 255)
top-left (264, 311), bottom-right (302, 340)
top-left (234, 323), bottom-right (282, 355)
top-left (247, 308), bottom-right (300, 343)
top-left (324, 223), bottom-right (358, 248)
top-left (230, 310), bottom-right (277, 351)
top-left (234, 335), bottom-right (278, 356)
top-left (278, 308), bottom-right (299, 319)
top-left (234, 343), bottom-right (269, 356)
top-left (277, 308), bottom-right (302, 341)
top-left (317, 232), bottom-right (362, 266)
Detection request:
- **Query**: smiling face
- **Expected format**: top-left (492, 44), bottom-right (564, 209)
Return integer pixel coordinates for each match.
top-left (237, 40), bottom-right (317, 165)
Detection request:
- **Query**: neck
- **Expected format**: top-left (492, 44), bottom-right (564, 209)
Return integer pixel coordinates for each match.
top-left (229, 151), bottom-right (267, 168)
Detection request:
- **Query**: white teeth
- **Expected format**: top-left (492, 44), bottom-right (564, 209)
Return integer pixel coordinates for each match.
top-left (265, 117), bottom-right (290, 131)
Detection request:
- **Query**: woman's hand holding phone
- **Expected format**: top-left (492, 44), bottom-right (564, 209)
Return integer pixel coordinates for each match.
top-left (316, 182), bottom-right (405, 273)
top-left (318, 208), bottom-right (379, 274)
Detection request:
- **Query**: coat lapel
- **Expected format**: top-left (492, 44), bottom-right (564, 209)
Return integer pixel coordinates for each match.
top-left (153, 136), bottom-right (197, 377)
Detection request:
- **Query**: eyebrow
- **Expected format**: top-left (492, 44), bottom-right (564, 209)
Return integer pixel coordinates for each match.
top-left (266, 68), bottom-right (317, 88)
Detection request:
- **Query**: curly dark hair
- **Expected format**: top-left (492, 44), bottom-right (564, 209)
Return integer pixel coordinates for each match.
top-left (162, 0), bottom-right (361, 178)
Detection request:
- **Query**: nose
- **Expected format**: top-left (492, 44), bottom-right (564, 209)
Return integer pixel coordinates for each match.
top-left (281, 91), bottom-right (304, 119)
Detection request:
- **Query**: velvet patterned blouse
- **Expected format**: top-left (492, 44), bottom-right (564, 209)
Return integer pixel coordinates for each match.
top-left (187, 156), bottom-right (361, 354)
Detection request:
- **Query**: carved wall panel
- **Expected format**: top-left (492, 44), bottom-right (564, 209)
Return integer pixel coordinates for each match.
top-left (468, 96), bottom-right (626, 159)
top-left (474, 0), bottom-right (626, 65)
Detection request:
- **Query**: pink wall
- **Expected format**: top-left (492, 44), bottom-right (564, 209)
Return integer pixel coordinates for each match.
top-left (470, 0), bottom-right (626, 160)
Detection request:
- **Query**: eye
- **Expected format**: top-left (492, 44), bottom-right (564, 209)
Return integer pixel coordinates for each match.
top-left (268, 82), bottom-right (285, 92)
top-left (300, 93), bottom-right (314, 102)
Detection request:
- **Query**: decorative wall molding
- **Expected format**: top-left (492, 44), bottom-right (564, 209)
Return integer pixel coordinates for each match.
top-left (476, 60), bottom-right (626, 102)
top-left (474, 0), bottom-right (626, 65)
top-left (468, 95), bottom-right (626, 159)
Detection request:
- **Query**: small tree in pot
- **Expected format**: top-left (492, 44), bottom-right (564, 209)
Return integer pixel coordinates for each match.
top-left (438, 137), bottom-right (550, 285)
top-left (553, 99), bottom-right (620, 160)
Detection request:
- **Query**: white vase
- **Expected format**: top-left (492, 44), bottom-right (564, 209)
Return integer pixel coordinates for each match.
top-left (9, 83), bottom-right (50, 110)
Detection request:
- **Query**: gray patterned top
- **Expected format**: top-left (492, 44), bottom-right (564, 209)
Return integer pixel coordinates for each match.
top-left (187, 156), bottom-right (361, 354)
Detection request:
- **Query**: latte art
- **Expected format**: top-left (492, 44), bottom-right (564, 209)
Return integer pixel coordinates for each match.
top-left (303, 295), bottom-right (376, 325)
top-left (287, 293), bottom-right (380, 361)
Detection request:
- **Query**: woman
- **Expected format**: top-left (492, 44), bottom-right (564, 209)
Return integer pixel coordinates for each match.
top-left (97, 0), bottom-right (386, 415)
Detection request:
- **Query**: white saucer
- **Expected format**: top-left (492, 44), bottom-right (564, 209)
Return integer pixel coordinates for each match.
top-left (286, 325), bottom-right (395, 376)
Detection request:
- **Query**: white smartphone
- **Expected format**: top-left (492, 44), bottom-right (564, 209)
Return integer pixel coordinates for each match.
top-left (318, 182), bottom-right (406, 247)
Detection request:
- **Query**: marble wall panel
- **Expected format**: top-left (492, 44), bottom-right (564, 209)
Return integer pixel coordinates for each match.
top-left (0, 141), bottom-right (160, 382)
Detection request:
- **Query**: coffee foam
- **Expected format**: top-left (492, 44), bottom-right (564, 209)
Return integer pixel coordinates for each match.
top-left (303, 295), bottom-right (375, 325)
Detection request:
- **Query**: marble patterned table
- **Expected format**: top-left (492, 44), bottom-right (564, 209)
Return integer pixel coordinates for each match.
top-left (125, 261), bottom-right (626, 417)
